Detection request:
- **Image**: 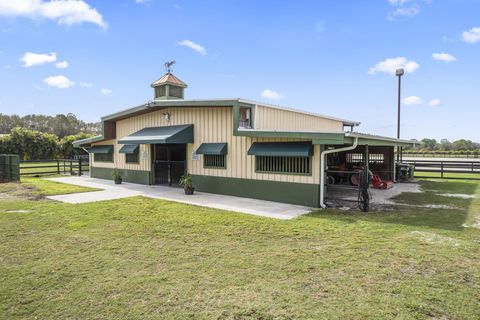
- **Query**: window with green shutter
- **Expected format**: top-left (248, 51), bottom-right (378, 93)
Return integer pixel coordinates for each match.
top-left (204, 154), bottom-right (226, 169)
top-left (126, 148), bottom-right (139, 164)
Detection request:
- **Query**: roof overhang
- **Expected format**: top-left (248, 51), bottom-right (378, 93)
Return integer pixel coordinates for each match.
top-left (236, 129), bottom-right (418, 147)
top-left (195, 143), bottom-right (228, 155)
top-left (72, 135), bottom-right (105, 148)
top-left (248, 142), bottom-right (313, 157)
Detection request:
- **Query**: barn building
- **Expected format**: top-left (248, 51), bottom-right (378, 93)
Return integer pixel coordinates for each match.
top-left (73, 71), bottom-right (415, 208)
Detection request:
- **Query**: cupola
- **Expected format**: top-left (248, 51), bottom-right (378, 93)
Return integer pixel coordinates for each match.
top-left (151, 61), bottom-right (187, 100)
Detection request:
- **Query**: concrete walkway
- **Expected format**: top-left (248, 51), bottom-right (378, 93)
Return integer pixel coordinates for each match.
top-left (45, 176), bottom-right (314, 220)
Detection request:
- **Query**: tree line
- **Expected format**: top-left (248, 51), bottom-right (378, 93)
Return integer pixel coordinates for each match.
top-left (408, 138), bottom-right (480, 151)
top-left (0, 113), bottom-right (101, 138)
top-left (0, 128), bottom-right (94, 160)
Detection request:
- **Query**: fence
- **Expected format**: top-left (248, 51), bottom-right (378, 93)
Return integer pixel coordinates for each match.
top-left (403, 152), bottom-right (480, 159)
top-left (403, 159), bottom-right (480, 180)
top-left (20, 158), bottom-right (89, 177)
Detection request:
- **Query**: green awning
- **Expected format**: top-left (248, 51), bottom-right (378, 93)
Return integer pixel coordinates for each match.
top-left (195, 143), bottom-right (227, 155)
top-left (248, 142), bottom-right (313, 157)
top-left (118, 124), bottom-right (194, 144)
top-left (88, 145), bottom-right (113, 154)
top-left (119, 144), bottom-right (139, 154)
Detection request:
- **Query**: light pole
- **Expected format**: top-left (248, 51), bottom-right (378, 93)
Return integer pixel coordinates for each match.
top-left (395, 68), bottom-right (404, 139)
top-left (395, 68), bottom-right (404, 163)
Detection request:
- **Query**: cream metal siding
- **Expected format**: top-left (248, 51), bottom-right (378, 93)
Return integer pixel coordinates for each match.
top-left (255, 104), bottom-right (343, 132)
top-left (91, 106), bottom-right (322, 185)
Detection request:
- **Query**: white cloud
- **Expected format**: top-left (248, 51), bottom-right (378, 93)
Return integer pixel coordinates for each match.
top-left (0, 0), bottom-right (107, 29)
top-left (392, 5), bottom-right (419, 17)
top-left (428, 98), bottom-right (441, 107)
top-left (368, 57), bottom-right (420, 75)
top-left (402, 96), bottom-right (423, 105)
top-left (462, 27), bottom-right (480, 43)
top-left (432, 53), bottom-right (456, 62)
top-left (101, 88), bottom-right (112, 95)
top-left (261, 89), bottom-right (284, 100)
top-left (388, 0), bottom-right (413, 4)
top-left (55, 60), bottom-right (69, 68)
top-left (79, 81), bottom-right (93, 87)
top-left (177, 40), bottom-right (207, 55)
top-left (20, 51), bottom-right (56, 67)
top-left (135, 0), bottom-right (151, 3)
top-left (43, 75), bottom-right (74, 88)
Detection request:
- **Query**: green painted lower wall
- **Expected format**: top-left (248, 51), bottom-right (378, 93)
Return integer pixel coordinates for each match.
top-left (91, 167), bottom-right (150, 185)
top-left (192, 175), bottom-right (320, 207)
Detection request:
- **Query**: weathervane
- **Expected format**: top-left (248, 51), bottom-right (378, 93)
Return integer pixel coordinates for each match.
top-left (164, 60), bottom-right (176, 73)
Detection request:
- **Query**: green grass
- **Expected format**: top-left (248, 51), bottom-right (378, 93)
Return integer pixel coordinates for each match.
top-left (0, 178), bottom-right (479, 319)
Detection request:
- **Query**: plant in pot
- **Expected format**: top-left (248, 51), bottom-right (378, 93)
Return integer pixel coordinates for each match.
top-left (179, 173), bottom-right (194, 195)
top-left (112, 168), bottom-right (122, 184)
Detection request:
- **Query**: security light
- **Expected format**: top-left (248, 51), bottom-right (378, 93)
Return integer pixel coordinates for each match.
top-left (396, 68), bottom-right (404, 76)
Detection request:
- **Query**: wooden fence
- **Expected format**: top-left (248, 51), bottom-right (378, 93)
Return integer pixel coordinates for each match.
top-left (20, 158), bottom-right (89, 177)
top-left (403, 159), bottom-right (480, 180)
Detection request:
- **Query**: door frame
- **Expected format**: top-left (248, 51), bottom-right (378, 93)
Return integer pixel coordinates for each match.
top-left (151, 143), bottom-right (187, 186)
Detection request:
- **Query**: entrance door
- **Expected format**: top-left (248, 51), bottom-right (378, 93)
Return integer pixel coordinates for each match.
top-left (153, 144), bottom-right (186, 186)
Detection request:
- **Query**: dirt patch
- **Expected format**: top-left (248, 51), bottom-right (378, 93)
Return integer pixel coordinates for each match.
top-left (409, 231), bottom-right (462, 247)
top-left (0, 183), bottom-right (43, 201)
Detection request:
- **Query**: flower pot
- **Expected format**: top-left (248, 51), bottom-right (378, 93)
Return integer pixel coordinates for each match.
top-left (115, 177), bottom-right (122, 184)
top-left (184, 187), bottom-right (194, 195)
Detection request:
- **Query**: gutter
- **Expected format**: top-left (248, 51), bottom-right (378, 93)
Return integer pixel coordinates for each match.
top-left (319, 137), bottom-right (359, 208)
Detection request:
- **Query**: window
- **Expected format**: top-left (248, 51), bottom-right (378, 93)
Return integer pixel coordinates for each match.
top-left (155, 86), bottom-right (166, 98)
top-left (346, 153), bottom-right (364, 163)
top-left (94, 152), bottom-right (113, 162)
top-left (255, 156), bottom-right (310, 175)
top-left (126, 148), bottom-right (139, 163)
top-left (204, 154), bottom-right (226, 169)
top-left (169, 86), bottom-right (183, 98)
top-left (369, 153), bottom-right (385, 164)
top-left (239, 108), bottom-right (251, 128)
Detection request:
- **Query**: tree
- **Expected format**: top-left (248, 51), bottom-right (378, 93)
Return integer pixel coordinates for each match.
top-left (421, 138), bottom-right (438, 150)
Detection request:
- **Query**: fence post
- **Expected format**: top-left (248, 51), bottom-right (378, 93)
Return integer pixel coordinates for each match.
top-left (57, 160), bottom-right (60, 174)
top-left (70, 160), bottom-right (73, 175)
top-left (79, 158), bottom-right (82, 176)
top-left (441, 161), bottom-right (444, 178)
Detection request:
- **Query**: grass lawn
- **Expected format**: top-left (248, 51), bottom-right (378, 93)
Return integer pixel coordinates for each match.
top-left (0, 178), bottom-right (479, 319)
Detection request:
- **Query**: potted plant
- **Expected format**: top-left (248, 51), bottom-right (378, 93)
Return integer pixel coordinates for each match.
top-left (179, 173), bottom-right (194, 195)
top-left (112, 168), bottom-right (122, 184)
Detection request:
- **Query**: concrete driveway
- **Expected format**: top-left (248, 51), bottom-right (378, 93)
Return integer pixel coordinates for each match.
top-left (46, 176), bottom-right (313, 220)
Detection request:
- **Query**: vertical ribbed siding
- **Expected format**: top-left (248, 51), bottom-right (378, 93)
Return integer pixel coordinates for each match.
top-left (91, 107), bottom-right (322, 185)
top-left (255, 105), bottom-right (344, 132)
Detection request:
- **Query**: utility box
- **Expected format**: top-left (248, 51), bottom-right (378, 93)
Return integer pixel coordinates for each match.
top-left (0, 154), bottom-right (20, 183)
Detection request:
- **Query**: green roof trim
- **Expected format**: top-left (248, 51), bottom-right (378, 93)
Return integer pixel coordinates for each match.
top-left (195, 143), bottom-right (228, 155)
top-left (118, 124), bottom-right (194, 144)
top-left (119, 144), bottom-right (139, 154)
top-left (72, 135), bottom-right (104, 148)
top-left (248, 142), bottom-right (313, 157)
top-left (88, 145), bottom-right (113, 154)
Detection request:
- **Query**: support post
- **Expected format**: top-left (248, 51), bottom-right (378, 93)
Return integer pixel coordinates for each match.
top-left (57, 160), bottom-right (60, 174)
top-left (79, 158), bottom-right (82, 176)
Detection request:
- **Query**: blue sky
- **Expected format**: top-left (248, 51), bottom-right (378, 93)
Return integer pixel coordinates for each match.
top-left (0, 0), bottom-right (479, 141)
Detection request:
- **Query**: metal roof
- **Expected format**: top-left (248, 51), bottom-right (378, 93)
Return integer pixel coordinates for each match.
top-left (195, 143), bottom-right (228, 155)
top-left (151, 73), bottom-right (187, 88)
top-left (248, 142), bottom-right (314, 157)
top-left (117, 124), bottom-right (194, 144)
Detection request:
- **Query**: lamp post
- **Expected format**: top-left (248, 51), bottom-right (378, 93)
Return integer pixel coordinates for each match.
top-left (395, 68), bottom-right (404, 163)
top-left (395, 68), bottom-right (404, 139)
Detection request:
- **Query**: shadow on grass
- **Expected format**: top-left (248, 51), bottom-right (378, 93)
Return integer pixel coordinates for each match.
top-left (306, 180), bottom-right (478, 232)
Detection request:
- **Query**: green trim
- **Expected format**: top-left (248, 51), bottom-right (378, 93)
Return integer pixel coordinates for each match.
top-left (192, 175), bottom-right (320, 207)
top-left (119, 144), bottom-right (139, 154)
top-left (91, 167), bottom-right (151, 185)
top-left (235, 129), bottom-right (346, 145)
top-left (248, 142), bottom-right (313, 157)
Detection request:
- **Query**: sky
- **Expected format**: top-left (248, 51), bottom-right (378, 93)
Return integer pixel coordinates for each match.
top-left (0, 0), bottom-right (479, 141)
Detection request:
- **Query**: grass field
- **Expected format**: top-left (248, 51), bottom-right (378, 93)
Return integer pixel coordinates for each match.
top-left (0, 178), bottom-right (479, 319)
top-left (414, 171), bottom-right (480, 180)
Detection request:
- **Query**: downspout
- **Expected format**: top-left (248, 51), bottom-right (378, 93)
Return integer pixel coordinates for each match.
top-left (319, 137), bottom-right (358, 208)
